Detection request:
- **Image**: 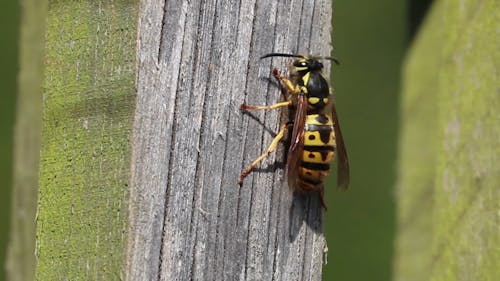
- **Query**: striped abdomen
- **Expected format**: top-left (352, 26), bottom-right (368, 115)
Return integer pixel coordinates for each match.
top-left (298, 113), bottom-right (336, 191)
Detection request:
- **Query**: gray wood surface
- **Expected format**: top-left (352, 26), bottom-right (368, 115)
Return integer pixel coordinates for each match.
top-left (127, 0), bottom-right (333, 280)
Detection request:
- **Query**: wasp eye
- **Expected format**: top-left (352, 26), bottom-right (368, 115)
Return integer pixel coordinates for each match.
top-left (294, 61), bottom-right (308, 68)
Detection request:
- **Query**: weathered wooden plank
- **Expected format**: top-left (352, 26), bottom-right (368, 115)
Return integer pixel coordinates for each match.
top-left (394, 0), bottom-right (500, 280)
top-left (392, 3), bottom-right (443, 280)
top-left (127, 0), bottom-right (332, 280)
top-left (35, 1), bottom-right (137, 280)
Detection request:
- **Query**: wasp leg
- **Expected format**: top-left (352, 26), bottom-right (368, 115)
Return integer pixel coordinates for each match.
top-left (240, 100), bottom-right (291, 111)
top-left (272, 68), bottom-right (301, 95)
top-left (238, 123), bottom-right (288, 186)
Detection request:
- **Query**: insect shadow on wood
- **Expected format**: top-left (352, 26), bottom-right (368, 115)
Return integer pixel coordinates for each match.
top-left (240, 74), bottom-right (288, 133)
top-left (240, 109), bottom-right (280, 137)
top-left (238, 112), bottom-right (287, 175)
top-left (238, 74), bottom-right (290, 175)
top-left (288, 190), bottom-right (324, 242)
top-left (261, 72), bottom-right (291, 101)
top-left (249, 159), bottom-right (286, 174)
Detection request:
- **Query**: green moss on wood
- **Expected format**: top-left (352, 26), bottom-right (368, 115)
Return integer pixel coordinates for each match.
top-left (393, 2), bottom-right (444, 279)
top-left (36, 1), bottom-right (137, 280)
top-left (432, 0), bottom-right (500, 280)
top-left (395, 0), bottom-right (500, 280)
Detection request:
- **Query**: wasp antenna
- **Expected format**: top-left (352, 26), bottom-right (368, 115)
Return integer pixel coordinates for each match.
top-left (323, 56), bottom-right (340, 65)
top-left (260, 53), bottom-right (304, 60)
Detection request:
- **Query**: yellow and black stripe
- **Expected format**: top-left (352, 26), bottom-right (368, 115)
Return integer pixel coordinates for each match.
top-left (298, 113), bottom-right (335, 191)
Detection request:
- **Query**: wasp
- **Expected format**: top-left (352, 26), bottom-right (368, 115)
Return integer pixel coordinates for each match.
top-left (238, 53), bottom-right (350, 208)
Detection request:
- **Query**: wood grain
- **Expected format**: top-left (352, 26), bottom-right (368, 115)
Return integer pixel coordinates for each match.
top-left (127, 0), bottom-right (333, 280)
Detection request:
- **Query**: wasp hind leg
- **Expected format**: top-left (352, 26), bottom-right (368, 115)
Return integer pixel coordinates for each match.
top-left (238, 123), bottom-right (288, 186)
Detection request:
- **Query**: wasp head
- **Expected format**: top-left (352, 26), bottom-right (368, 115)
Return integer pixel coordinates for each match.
top-left (260, 53), bottom-right (339, 73)
top-left (292, 58), bottom-right (324, 73)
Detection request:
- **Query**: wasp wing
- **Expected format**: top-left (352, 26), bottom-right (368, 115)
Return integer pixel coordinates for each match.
top-left (330, 99), bottom-right (350, 191)
top-left (286, 93), bottom-right (308, 191)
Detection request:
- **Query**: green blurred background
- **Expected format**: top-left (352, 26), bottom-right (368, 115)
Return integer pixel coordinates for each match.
top-left (324, 0), bottom-right (408, 281)
top-left (324, 0), bottom-right (403, 279)
top-left (323, 0), bottom-right (405, 279)
top-left (324, 0), bottom-right (430, 280)
top-left (0, 0), bottom-right (19, 280)
top-left (0, 1), bottom-right (433, 281)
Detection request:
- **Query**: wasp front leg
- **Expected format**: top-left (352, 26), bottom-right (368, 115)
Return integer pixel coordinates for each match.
top-left (240, 68), bottom-right (298, 111)
top-left (238, 68), bottom-right (295, 185)
top-left (238, 123), bottom-right (289, 186)
top-left (272, 68), bottom-right (301, 96)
